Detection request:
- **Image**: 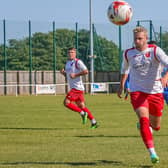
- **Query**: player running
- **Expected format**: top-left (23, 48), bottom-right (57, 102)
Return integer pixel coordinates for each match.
top-left (117, 26), bottom-right (168, 164)
top-left (60, 47), bottom-right (99, 129)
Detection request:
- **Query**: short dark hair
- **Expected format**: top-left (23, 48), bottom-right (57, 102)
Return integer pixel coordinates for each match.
top-left (68, 47), bottom-right (76, 51)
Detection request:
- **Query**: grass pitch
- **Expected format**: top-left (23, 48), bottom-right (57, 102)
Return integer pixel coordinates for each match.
top-left (0, 94), bottom-right (168, 168)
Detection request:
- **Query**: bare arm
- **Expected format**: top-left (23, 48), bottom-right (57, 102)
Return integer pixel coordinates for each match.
top-left (117, 74), bottom-right (129, 98)
top-left (161, 71), bottom-right (168, 88)
top-left (60, 68), bottom-right (66, 77)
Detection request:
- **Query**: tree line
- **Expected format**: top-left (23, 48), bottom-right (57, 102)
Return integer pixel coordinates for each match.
top-left (1, 28), bottom-right (167, 72)
top-left (0, 28), bottom-right (120, 71)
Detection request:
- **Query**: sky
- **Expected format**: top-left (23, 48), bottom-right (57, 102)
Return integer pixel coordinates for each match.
top-left (0, 0), bottom-right (168, 49)
top-left (0, 0), bottom-right (168, 24)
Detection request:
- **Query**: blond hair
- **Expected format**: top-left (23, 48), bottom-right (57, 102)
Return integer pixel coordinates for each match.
top-left (133, 26), bottom-right (148, 34)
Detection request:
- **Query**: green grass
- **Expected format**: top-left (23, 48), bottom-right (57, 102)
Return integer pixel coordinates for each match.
top-left (0, 94), bottom-right (168, 168)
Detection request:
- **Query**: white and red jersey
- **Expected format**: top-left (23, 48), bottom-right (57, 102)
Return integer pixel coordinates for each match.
top-left (65, 58), bottom-right (87, 91)
top-left (121, 44), bottom-right (168, 93)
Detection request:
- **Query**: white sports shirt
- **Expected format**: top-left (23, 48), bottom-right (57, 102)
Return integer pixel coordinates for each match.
top-left (121, 44), bottom-right (168, 93)
top-left (65, 59), bottom-right (87, 91)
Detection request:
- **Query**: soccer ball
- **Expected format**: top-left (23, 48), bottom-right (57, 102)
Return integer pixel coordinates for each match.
top-left (107, 0), bottom-right (133, 26)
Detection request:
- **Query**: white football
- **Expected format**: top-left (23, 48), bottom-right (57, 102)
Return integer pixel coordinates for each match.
top-left (107, 0), bottom-right (133, 26)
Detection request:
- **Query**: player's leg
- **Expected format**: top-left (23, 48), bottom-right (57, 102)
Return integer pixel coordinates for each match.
top-left (64, 89), bottom-right (85, 114)
top-left (75, 101), bottom-right (88, 124)
top-left (149, 92), bottom-right (163, 131)
top-left (64, 98), bottom-right (82, 113)
top-left (148, 116), bottom-right (161, 163)
top-left (76, 101), bottom-right (94, 119)
top-left (64, 97), bottom-right (89, 125)
top-left (131, 92), bottom-right (159, 163)
top-left (136, 107), bottom-right (159, 163)
top-left (64, 89), bottom-right (84, 113)
top-left (136, 107), bottom-right (153, 148)
top-left (149, 115), bottom-right (161, 131)
top-left (146, 93), bottom-right (163, 163)
top-left (76, 100), bottom-right (99, 128)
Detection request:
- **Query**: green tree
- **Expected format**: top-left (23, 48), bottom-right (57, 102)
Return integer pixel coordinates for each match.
top-left (161, 32), bottom-right (168, 54)
top-left (0, 28), bottom-right (119, 71)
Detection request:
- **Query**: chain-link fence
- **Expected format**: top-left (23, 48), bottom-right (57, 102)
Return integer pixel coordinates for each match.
top-left (0, 20), bottom-right (168, 95)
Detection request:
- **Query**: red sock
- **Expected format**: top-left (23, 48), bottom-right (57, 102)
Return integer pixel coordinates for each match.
top-left (81, 107), bottom-right (94, 120)
top-left (66, 103), bottom-right (82, 113)
top-left (150, 125), bottom-right (160, 131)
top-left (140, 117), bottom-right (154, 148)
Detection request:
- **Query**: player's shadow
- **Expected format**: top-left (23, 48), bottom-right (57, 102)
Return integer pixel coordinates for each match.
top-left (0, 161), bottom-right (96, 166)
top-left (76, 134), bottom-right (168, 138)
top-left (76, 135), bottom-right (140, 138)
top-left (0, 160), bottom-right (153, 167)
top-left (0, 160), bottom-right (123, 167)
top-left (98, 160), bottom-right (124, 166)
top-left (98, 160), bottom-right (153, 168)
top-left (1, 128), bottom-right (168, 138)
top-left (0, 127), bottom-right (82, 130)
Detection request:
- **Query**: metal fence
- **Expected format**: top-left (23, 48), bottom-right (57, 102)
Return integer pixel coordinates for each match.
top-left (0, 20), bottom-right (168, 95)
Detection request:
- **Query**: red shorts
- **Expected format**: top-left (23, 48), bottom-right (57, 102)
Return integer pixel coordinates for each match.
top-left (66, 88), bottom-right (84, 102)
top-left (130, 91), bottom-right (164, 117)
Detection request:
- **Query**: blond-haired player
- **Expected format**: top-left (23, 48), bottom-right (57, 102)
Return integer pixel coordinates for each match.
top-left (118, 26), bottom-right (168, 163)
